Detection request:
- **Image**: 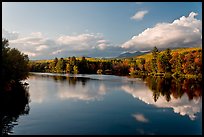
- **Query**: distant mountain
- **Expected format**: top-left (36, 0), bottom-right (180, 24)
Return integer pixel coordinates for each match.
top-left (117, 51), bottom-right (150, 58)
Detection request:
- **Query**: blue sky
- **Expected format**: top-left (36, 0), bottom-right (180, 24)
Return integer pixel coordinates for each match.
top-left (2, 2), bottom-right (202, 60)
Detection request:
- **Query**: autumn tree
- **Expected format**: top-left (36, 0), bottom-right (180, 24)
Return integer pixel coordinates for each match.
top-left (157, 48), bottom-right (172, 73)
top-left (170, 52), bottom-right (184, 76)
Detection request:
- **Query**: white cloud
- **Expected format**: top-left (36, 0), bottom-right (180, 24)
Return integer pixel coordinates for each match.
top-left (131, 10), bottom-right (148, 21)
top-left (98, 43), bottom-right (108, 50)
top-left (8, 32), bottom-right (57, 59)
top-left (52, 49), bottom-right (62, 55)
top-left (132, 114), bottom-right (149, 123)
top-left (56, 33), bottom-right (110, 51)
top-left (3, 29), bottom-right (125, 59)
top-left (123, 12), bottom-right (202, 50)
top-left (97, 39), bottom-right (107, 43)
top-left (23, 51), bottom-right (37, 57)
top-left (36, 45), bottom-right (48, 51)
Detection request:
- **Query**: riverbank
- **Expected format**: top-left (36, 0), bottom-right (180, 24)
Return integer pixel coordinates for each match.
top-left (129, 71), bottom-right (202, 80)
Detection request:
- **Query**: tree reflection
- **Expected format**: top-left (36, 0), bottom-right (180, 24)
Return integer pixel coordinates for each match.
top-left (182, 79), bottom-right (202, 101)
top-left (0, 82), bottom-right (30, 135)
top-left (52, 75), bottom-right (90, 87)
top-left (144, 76), bottom-right (202, 102)
top-left (30, 73), bottom-right (90, 87)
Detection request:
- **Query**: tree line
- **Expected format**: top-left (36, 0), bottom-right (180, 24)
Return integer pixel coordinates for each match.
top-left (29, 46), bottom-right (202, 79)
top-left (29, 56), bottom-right (130, 75)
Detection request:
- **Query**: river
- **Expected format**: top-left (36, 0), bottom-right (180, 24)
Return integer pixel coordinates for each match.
top-left (1, 72), bottom-right (202, 135)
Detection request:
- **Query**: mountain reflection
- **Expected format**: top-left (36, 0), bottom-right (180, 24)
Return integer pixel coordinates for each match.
top-left (0, 82), bottom-right (30, 135)
top-left (122, 77), bottom-right (202, 120)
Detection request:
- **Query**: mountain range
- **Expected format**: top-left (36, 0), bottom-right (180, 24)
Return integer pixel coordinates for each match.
top-left (116, 51), bottom-right (150, 58)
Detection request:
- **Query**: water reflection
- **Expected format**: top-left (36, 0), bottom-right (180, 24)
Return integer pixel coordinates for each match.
top-left (57, 82), bottom-right (107, 101)
top-left (9, 73), bottom-right (201, 135)
top-left (28, 74), bottom-right (108, 102)
top-left (28, 75), bottom-right (202, 120)
top-left (132, 114), bottom-right (149, 123)
top-left (122, 77), bottom-right (202, 120)
top-left (0, 82), bottom-right (30, 135)
top-left (29, 73), bottom-right (202, 120)
top-left (144, 77), bottom-right (202, 102)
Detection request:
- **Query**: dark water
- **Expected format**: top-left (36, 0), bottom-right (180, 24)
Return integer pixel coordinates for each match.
top-left (1, 73), bottom-right (202, 135)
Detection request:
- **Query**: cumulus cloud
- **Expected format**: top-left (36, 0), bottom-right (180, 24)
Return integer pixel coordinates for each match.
top-left (8, 32), bottom-right (57, 58)
top-left (123, 12), bottom-right (202, 50)
top-left (56, 33), bottom-right (110, 51)
top-left (131, 10), bottom-right (148, 20)
top-left (4, 30), bottom-right (119, 59)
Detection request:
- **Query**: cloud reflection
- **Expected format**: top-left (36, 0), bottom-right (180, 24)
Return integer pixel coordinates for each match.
top-left (121, 84), bottom-right (202, 120)
top-left (27, 76), bottom-right (47, 104)
top-left (57, 82), bottom-right (107, 101)
top-left (132, 114), bottom-right (149, 123)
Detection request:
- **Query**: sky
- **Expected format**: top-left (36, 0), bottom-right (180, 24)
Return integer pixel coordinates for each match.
top-left (2, 2), bottom-right (202, 60)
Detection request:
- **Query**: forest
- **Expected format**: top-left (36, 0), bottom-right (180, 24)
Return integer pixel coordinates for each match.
top-left (29, 47), bottom-right (202, 79)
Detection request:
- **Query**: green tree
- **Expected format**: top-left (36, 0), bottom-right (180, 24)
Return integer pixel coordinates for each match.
top-left (56, 58), bottom-right (65, 73)
top-left (70, 56), bottom-right (76, 66)
top-left (2, 38), bottom-right (29, 83)
top-left (78, 56), bottom-right (88, 74)
top-left (151, 46), bottom-right (159, 73)
top-left (73, 65), bottom-right (78, 74)
top-left (66, 63), bottom-right (72, 73)
top-left (164, 48), bottom-right (172, 73)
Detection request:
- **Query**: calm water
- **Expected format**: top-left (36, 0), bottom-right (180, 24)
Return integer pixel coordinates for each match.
top-left (1, 73), bottom-right (202, 135)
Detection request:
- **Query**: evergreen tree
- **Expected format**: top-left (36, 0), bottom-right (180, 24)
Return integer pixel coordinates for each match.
top-left (151, 46), bottom-right (159, 73)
